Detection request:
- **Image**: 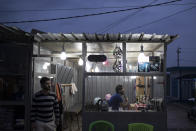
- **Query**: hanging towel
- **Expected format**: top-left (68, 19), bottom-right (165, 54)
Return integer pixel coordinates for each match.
top-left (70, 83), bottom-right (78, 95)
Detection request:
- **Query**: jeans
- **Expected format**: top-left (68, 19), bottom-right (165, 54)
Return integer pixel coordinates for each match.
top-left (34, 120), bottom-right (56, 131)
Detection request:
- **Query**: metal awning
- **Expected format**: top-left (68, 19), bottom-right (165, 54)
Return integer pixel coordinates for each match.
top-left (34, 32), bottom-right (178, 43)
top-left (34, 33), bottom-right (178, 61)
top-left (0, 24), bottom-right (178, 63)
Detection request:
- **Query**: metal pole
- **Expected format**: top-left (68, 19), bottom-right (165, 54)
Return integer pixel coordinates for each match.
top-left (179, 70), bottom-right (182, 101)
top-left (163, 44), bottom-right (167, 104)
top-left (151, 76), bottom-right (154, 98)
top-left (26, 43), bottom-right (33, 131)
top-left (151, 52), bottom-right (154, 98)
top-left (122, 42), bottom-right (126, 73)
top-left (163, 43), bottom-right (168, 129)
top-left (177, 48), bottom-right (181, 67)
top-left (38, 42), bottom-right (40, 56)
top-left (82, 42), bottom-right (87, 111)
top-left (177, 47), bottom-right (182, 101)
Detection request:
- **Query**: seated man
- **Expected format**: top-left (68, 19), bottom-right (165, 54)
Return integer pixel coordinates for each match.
top-left (109, 85), bottom-right (128, 110)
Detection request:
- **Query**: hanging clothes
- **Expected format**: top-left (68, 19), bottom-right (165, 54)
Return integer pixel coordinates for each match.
top-left (55, 83), bottom-right (63, 131)
top-left (55, 83), bottom-right (62, 102)
top-left (70, 83), bottom-right (78, 95)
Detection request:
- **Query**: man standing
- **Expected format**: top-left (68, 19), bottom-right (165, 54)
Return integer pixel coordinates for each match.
top-left (109, 85), bottom-right (128, 110)
top-left (31, 77), bottom-right (60, 131)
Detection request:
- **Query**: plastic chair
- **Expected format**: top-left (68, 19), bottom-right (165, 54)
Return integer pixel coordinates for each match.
top-left (89, 120), bottom-right (114, 131)
top-left (128, 123), bottom-right (154, 131)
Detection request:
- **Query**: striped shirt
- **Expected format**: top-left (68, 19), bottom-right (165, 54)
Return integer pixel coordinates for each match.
top-left (31, 91), bottom-right (60, 123)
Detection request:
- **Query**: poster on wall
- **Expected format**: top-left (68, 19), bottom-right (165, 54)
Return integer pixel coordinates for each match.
top-left (138, 62), bottom-right (150, 72)
top-left (150, 62), bottom-right (160, 71)
top-left (149, 56), bottom-right (160, 72)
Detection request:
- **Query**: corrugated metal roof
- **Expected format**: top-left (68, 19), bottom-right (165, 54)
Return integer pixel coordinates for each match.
top-left (0, 24), bottom-right (178, 44)
top-left (34, 32), bottom-right (178, 43)
top-left (0, 24), bottom-right (33, 43)
top-left (33, 32), bottom-right (178, 61)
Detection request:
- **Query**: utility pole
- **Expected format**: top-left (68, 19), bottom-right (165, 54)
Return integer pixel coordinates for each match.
top-left (177, 47), bottom-right (182, 101)
top-left (177, 48), bottom-right (181, 67)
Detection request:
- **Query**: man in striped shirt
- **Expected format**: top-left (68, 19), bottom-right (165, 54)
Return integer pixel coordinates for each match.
top-left (31, 77), bottom-right (60, 131)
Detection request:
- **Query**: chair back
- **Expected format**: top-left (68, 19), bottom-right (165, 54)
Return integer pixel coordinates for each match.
top-left (89, 120), bottom-right (114, 131)
top-left (128, 123), bottom-right (153, 131)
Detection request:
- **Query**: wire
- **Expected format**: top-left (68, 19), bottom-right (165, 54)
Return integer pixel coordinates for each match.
top-left (97, 11), bottom-right (138, 33)
top-left (122, 5), bottom-right (196, 33)
top-left (97, 0), bottom-right (159, 33)
top-left (0, 6), bottom-right (141, 13)
top-left (0, 2), bottom-right (195, 13)
top-left (167, 3), bottom-right (196, 6)
top-left (0, 0), bottom-right (182, 24)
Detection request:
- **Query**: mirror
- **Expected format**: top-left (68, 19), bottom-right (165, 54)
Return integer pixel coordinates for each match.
top-left (88, 55), bottom-right (107, 62)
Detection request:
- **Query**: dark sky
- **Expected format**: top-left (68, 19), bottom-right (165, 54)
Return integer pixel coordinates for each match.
top-left (0, 0), bottom-right (196, 67)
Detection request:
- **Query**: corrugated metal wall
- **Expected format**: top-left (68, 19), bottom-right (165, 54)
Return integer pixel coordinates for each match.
top-left (33, 56), bottom-right (164, 107)
top-left (33, 57), bottom-right (83, 109)
top-left (85, 76), bottom-right (136, 104)
top-left (153, 76), bottom-right (164, 98)
top-left (181, 79), bottom-right (194, 100)
top-left (57, 64), bottom-right (73, 84)
top-left (85, 76), bottom-right (164, 104)
top-left (59, 62), bottom-right (83, 109)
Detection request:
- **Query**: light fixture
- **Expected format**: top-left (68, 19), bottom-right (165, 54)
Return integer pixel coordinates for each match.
top-left (43, 64), bottom-right (47, 70)
top-left (50, 76), bottom-right (54, 79)
top-left (129, 65), bottom-right (132, 69)
top-left (138, 45), bottom-right (149, 63)
top-left (153, 76), bottom-right (157, 80)
top-left (102, 60), bottom-right (108, 66)
top-left (86, 61), bottom-right (91, 72)
top-left (129, 65), bottom-right (132, 71)
top-left (131, 76), bottom-right (137, 79)
top-left (38, 76), bottom-right (42, 79)
top-left (78, 57), bottom-right (83, 66)
top-left (42, 62), bottom-right (50, 70)
top-left (60, 43), bottom-right (67, 60)
top-left (95, 66), bottom-right (99, 72)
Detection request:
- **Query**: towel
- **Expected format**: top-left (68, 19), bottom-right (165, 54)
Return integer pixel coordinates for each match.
top-left (70, 83), bottom-right (78, 95)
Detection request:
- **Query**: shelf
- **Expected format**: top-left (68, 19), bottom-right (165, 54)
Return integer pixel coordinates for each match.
top-left (86, 72), bottom-right (164, 76)
top-left (34, 72), bottom-right (56, 76)
top-left (0, 101), bottom-right (24, 106)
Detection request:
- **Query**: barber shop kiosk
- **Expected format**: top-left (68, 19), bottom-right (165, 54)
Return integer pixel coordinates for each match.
top-left (32, 32), bottom-right (178, 131)
top-left (0, 24), bottom-right (178, 131)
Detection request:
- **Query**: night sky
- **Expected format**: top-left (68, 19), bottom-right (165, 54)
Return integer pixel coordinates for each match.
top-left (0, 0), bottom-right (196, 67)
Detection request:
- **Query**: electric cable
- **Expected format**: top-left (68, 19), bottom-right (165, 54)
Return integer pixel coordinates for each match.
top-left (122, 5), bottom-right (196, 33)
top-left (97, 0), bottom-right (159, 34)
top-left (0, 2), bottom-right (195, 13)
top-left (0, 0), bottom-right (182, 24)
